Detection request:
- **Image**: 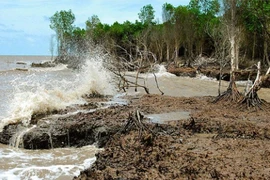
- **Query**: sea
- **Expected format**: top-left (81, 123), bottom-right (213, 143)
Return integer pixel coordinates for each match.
top-left (0, 54), bottom-right (114, 179)
top-left (0, 54), bottom-right (269, 179)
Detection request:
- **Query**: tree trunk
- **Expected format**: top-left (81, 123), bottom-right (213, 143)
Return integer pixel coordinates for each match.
top-left (230, 35), bottom-right (236, 73)
top-left (252, 32), bottom-right (256, 61)
top-left (240, 61), bottom-right (269, 109)
top-left (229, 0), bottom-right (239, 71)
top-left (263, 36), bottom-right (270, 66)
top-left (166, 43), bottom-right (170, 62)
top-left (214, 0), bottom-right (242, 103)
top-left (174, 44), bottom-right (179, 61)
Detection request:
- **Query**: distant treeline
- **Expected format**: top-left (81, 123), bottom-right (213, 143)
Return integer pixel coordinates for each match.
top-left (49, 0), bottom-right (270, 68)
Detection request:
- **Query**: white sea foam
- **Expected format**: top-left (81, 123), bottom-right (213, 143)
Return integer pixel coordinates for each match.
top-left (196, 73), bottom-right (216, 81)
top-left (137, 64), bottom-right (175, 78)
top-left (0, 52), bottom-right (116, 131)
top-left (151, 64), bottom-right (175, 78)
top-left (0, 144), bottom-right (99, 180)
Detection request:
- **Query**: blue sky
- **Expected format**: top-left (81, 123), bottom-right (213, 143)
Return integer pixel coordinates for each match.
top-left (0, 0), bottom-right (189, 55)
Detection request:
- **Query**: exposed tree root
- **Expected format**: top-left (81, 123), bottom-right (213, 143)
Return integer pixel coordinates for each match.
top-left (214, 80), bottom-right (243, 103)
top-left (121, 110), bottom-right (154, 142)
top-left (240, 62), bottom-right (270, 110)
top-left (239, 90), bottom-right (269, 110)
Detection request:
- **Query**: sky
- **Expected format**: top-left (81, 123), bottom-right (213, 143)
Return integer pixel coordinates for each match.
top-left (0, 0), bottom-right (190, 55)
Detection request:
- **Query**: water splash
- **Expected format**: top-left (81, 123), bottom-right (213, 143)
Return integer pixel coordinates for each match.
top-left (9, 125), bottom-right (36, 148)
top-left (141, 64), bottom-right (175, 78)
top-left (0, 52), bottom-right (116, 132)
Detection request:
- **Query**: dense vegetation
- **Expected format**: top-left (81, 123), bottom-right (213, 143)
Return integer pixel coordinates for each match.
top-left (49, 0), bottom-right (270, 68)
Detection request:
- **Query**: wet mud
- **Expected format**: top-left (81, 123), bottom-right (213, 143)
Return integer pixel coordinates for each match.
top-left (73, 94), bottom-right (270, 179)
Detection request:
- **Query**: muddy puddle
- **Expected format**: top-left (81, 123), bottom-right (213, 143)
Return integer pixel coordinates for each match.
top-left (146, 111), bottom-right (190, 124)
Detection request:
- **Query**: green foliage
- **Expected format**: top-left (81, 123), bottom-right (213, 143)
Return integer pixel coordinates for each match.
top-left (162, 3), bottom-right (175, 23)
top-left (50, 9), bottom-right (75, 34)
top-left (50, 0), bottom-right (269, 66)
top-left (138, 4), bottom-right (155, 25)
top-left (49, 9), bottom-right (76, 56)
top-left (86, 15), bottom-right (101, 31)
top-left (189, 0), bottom-right (220, 15)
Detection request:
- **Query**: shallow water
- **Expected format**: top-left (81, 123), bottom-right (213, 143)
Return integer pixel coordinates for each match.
top-left (147, 111), bottom-right (190, 124)
top-left (125, 71), bottom-right (270, 102)
top-left (0, 143), bottom-right (99, 180)
top-left (0, 55), bottom-right (113, 179)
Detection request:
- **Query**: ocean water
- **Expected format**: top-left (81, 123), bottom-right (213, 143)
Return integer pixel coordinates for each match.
top-left (0, 55), bottom-right (115, 130)
top-left (0, 143), bottom-right (99, 180)
top-left (0, 55), bottom-right (115, 179)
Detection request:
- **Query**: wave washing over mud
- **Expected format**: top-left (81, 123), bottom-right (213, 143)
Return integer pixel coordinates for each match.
top-left (0, 53), bottom-right (116, 179)
top-left (0, 144), bottom-right (100, 180)
top-left (0, 54), bottom-right (115, 132)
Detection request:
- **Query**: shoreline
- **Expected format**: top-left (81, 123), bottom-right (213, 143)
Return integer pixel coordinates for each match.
top-left (0, 66), bottom-right (270, 179)
top-left (1, 91), bottom-right (270, 179)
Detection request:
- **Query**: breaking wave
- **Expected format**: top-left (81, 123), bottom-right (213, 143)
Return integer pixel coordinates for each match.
top-left (154, 64), bottom-right (175, 77)
top-left (138, 64), bottom-right (175, 78)
top-left (0, 52), bottom-right (116, 131)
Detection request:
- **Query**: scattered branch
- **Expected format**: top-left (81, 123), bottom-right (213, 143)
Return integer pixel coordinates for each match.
top-left (122, 110), bottom-right (154, 139)
top-left (109, 42), bottom-right (164, 95)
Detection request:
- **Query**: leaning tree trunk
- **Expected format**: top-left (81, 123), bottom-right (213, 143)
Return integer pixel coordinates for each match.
top-left (240, 62), bottom-right (270, 109)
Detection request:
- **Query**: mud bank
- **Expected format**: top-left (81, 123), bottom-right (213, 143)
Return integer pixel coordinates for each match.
top-left (73, 94), bottom-right (270, 179)
top-left (0, 96), bottom-right (131, 149)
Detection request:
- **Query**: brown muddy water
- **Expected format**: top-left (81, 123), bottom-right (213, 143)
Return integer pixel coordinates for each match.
top-left (125, 71), bottom-right (270, 102)
top-left (0, 143), bottom-right (100, 179)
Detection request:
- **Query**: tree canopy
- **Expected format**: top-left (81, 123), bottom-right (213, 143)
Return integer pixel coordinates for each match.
top-left (49, 1), bottom-right (270, 67)
top-left (49, 9), bottom-right (76, 56)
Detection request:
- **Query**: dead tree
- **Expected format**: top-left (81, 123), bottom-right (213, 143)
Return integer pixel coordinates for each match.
top-left (240, 62), bottom-right (270, 109)
top-left (214, 0), bottom-right (243, 103)
top-left (109, 42), bottom-right (164, 95)
top-left (206, 20), bottom-right (230, 96)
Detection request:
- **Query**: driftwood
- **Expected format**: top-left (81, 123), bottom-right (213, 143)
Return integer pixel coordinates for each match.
top-left (109, 44), bottom-right (164, 95)
top-left (112, 70), bottom-right (150, 94)
top-left (153, 72), bottom-right (164, 95)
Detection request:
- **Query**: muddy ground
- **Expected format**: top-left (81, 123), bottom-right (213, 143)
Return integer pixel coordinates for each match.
top-left (73, 94), bottom-right (270, 180)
